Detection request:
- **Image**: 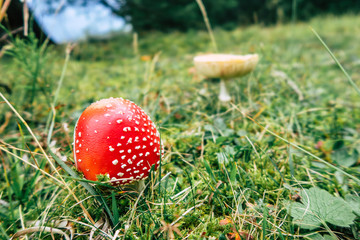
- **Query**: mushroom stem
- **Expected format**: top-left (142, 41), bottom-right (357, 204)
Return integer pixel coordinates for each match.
top-left (219, 79), bottom-right (231, 102)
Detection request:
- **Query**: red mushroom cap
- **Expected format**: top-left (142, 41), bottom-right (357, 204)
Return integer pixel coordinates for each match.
top-left (73, 98), bottom-right (161, 185)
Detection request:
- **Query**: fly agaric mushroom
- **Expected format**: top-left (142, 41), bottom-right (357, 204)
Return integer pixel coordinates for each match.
top-left (73, 98), bottom-right (161, 186)
top-left (194, 53), bottom-right (259, 102)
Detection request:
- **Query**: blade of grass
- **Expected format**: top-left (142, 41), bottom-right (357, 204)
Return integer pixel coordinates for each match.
top-left (195, 0), bottom-right (218, 52)
top-left (0, 222), bottom-right (9, 240)
top-left (245, 113), bottom-right (360, 185)
top-left (311, 27), bottom-right (360, 96)
top-left (46, 44), bottom-right (73, 143)
top-left (44, 44), bottom-right (115, 226)
top-left (111, 192), bottom-right (120, 228)
top-left (0, 85), bottom-right (96, 225)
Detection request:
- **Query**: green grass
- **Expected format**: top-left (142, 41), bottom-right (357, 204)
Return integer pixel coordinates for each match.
top-left (1, 14), bottom-right (360, 239)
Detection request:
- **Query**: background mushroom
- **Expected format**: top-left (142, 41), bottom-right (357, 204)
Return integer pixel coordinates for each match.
top-left (73, 97), bottom-right (162, 187)
top-left (194, 53), bottom-right (259, 102)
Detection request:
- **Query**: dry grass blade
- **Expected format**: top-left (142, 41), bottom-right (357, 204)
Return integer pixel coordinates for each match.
top-left (0, 111), bottom-right (12, 133)
top-left (10, 227), bottom-right (70, 240)
top-left (195, 0), bottom-right (218, 52)
top-left (0, 86), bottom-right (95, 225)
top-left (22, 0), bottom-right (29, 36)
top-left (0, 145), bottom-right (63, 185)
top-left (0, 0), bottom-right (11, 22)
top-left (243, 112), bottom-right (360, 184)
top-left (311, 27), bottom-right (360, 96)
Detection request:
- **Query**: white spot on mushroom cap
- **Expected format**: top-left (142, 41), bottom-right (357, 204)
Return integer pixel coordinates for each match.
top-left (128, 159), bottom-right (133, 164)
top-left (78, 132), bottom-right (82, 137)
top-left (112, 159), bottom-right (119, 165)
top-left (117, 172), bottom-right (124, 177)
top-left (109, 146), bottom-right (115, 152)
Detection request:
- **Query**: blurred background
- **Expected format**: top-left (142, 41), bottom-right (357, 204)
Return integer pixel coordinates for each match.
top-left (1, 0), bottom-right (360, 44)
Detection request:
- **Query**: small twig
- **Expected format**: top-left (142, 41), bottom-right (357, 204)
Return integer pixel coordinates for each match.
top-left (0, 27), bottom-right (23, 42)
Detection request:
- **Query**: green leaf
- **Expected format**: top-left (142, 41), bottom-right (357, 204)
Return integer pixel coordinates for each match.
top-left (288, 187), bottom-right (356, 230)
top-left (345, 194), bottom-right (360, 216)
top-left (331, 148), bottom-right (358, 167)
top-left (308, 233), bottom-right (336, 240)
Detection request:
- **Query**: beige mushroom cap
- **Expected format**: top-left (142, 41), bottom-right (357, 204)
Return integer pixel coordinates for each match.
top-left (194, 54), bottom-right (259, 79)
